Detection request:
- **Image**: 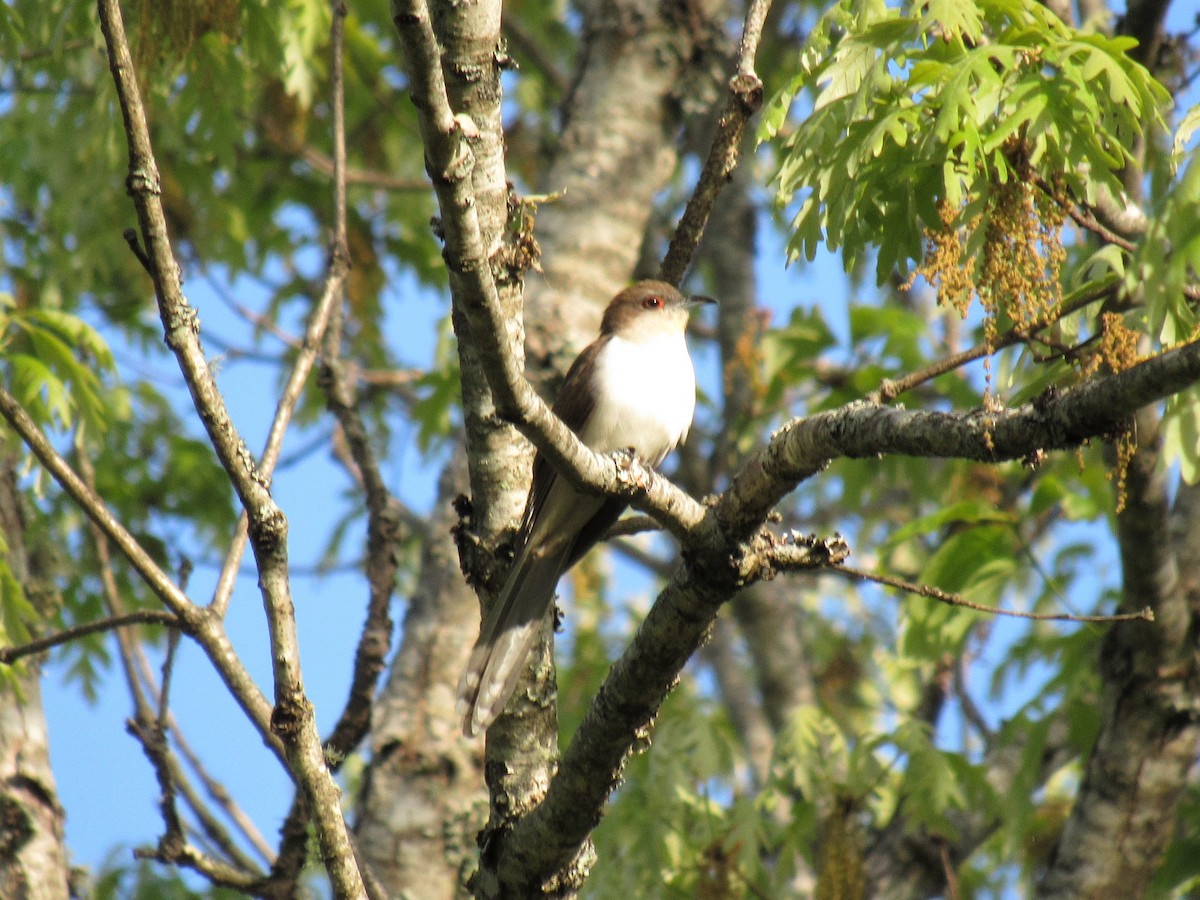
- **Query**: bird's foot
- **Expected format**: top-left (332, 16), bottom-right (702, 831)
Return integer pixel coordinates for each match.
top-left (612, 446), bottom-right (638, 469)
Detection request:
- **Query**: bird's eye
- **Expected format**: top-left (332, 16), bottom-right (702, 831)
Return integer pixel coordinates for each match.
top-left (642, 296), bottom-right (663, 310)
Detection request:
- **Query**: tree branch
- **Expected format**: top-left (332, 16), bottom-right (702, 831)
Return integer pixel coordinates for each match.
top-left (0, 389), bottom-right (192, 619)
top-left (720, 336), bottom-right (1200, 542)
top-left (95, 0), bottom-right (362, 893)
top-left (497, 531), bottom-right (842, 888)
top-left (0, 610), bottom-right (183, 664)
top-left (209, 151), bottom-right (350, 619)
top-left (870, 281), bottom-right (1117, 403)
top-left (658, 0), bottom-right (772, 285)
top-left (833, 563), bottom-right (1152, 623)
top-left (264, 5), bottom-right (399, 891)
top-left (74, 446), bottom-right (275, 873)
top-left (0, 386), bottom-right (282, 765)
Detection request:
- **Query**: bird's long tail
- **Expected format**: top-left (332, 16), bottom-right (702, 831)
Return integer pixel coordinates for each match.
top-left (456, 539), bottom-right (572, 737)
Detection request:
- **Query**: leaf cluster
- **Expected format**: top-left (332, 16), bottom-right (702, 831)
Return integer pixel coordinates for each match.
top-left (762, 0), bottom-right (1170, 283)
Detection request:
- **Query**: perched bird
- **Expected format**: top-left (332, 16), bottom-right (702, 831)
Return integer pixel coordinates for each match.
top-left (457, 280), bottom-right (715, 737)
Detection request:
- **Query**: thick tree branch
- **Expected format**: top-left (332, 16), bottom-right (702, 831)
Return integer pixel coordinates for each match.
top-left (95, 0), bottom-right (362, 894)
top-left (720, 337), bottom-right (1200, 542)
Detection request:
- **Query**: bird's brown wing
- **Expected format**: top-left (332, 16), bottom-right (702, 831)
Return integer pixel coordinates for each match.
top-left (520, 334), bottom-right (606, 535)
top-left (457, 337), bottom-right (616, 736)
top-left (527, 333), bottom-right (628, 570)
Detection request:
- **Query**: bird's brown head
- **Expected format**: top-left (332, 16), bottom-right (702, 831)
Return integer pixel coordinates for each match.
top-left (599, 280), bottom-right (716, 339)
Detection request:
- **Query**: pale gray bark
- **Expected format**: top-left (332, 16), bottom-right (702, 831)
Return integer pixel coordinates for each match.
top-left (523, 0), bottom-right (726, 370)
top-left (0, 673), bottom-right (70, 900)
top-left (0, 463), bottom-right (71, 900)
top-left (356, 453), bottom-right (485, 899)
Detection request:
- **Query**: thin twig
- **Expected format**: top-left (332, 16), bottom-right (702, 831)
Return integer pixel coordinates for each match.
top-left (0, 610), bottom-right (183, 664)
top-left (127, 642), bottom-right (276, 867)
top-left (131, 840), bottom-right (262, 893)
top-left (203, 269), bottom-right (304, 351)
top-left (834, 563), bottom-right (1153, 623)
top-left (871, 281), bottom-right (1118, 403)
top-left (207, 7), bottom-right (352, 622)
top-left (208, 246), bottom-right (348, 618)
top-left (258, 6), bottom-right (393, 898)
top-left (939, 837), bottom-right (961, 900)
top-left (158, 631), bottom-right (180, 728)
top-left (658, 0), bottom-right (773, 285)
top-left (1067, 203), bottom-right (1137, 252)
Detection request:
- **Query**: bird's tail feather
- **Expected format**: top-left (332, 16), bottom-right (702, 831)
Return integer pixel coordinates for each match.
top-left (457, 540), bottom-right (572, 737)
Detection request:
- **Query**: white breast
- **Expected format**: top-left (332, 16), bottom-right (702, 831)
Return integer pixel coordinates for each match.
top-left (580, 332), bottom-right (696, 466)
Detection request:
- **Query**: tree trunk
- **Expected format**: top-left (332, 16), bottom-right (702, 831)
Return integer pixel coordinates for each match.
top-left (0, 461), bottom-right (71, 900)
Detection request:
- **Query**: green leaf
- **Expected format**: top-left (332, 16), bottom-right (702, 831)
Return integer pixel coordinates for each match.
top-left (887, 500), bottom-right (1015, 547)
top-left (1163, 385), bottom-right (1200, 485)
top-left (921, 524), bottom-right (1017, 594)
top-left (1172, 102), bottom-right (1200, 165)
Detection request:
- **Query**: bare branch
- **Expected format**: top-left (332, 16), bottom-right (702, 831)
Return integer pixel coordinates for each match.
top-left (266, 4), bottom-right (399, 890)
top-left (498, 532), bottom-right (844, 887)
top-left (658, 0), bottom-right (772, 285)
top-left (132, 840), bottom-right (262, 894)
top-left (0, 610), bottom-right (183, 664)
top-left (722, 336), bottom-right (1200, 542)
top-left (209, 179), bottom-right (349, 618)
top-left (316, 0), bottom-right (397, 769)
top-left (95, 0), bottom-right (362, 892)
top-left (0, 391), bottom-right (279, 758)
top-left (833, 563), bottom-right (1153, 623)
top-left (76, 443), bottom-right (272, 876)
top-left (0, 389), bottom-right (193, 618)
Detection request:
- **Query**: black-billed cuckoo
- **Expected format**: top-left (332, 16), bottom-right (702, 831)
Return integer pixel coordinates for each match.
top-left (457, 280), bottom-right (715, 737)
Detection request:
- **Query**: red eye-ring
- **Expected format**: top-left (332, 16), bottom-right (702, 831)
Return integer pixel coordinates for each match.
top-left (642, 296), bottom-right (663, 309)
